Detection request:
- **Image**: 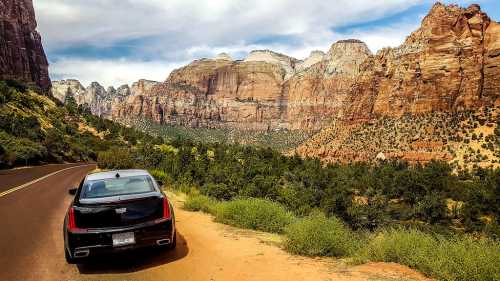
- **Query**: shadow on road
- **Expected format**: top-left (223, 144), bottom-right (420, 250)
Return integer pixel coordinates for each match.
top-left (76, 232), bottom-right (189, 274)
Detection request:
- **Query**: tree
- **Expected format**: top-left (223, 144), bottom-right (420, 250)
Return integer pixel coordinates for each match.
top-left (78, 103), bottom-right (92, 115)
top-left (64, 92), bottom-right (78, 115)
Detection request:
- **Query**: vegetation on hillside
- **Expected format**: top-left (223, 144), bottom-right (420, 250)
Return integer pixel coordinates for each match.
top-left (297, 108), bottom-right (500, 169)
top-left (98, 137), bottom-right (499, 237)
top-left (0, 81), bottom-right (159, 168)
top-left (125, 118), bottom-right (312, 151)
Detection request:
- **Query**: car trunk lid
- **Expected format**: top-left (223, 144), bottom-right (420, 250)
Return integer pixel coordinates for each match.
top-left (74, 193), bottom-right (164, 229)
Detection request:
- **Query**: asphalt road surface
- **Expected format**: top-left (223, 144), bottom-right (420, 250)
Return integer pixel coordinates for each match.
top-left (0, 164), bottom-right (432, 281)
top-left (0, 163), bottom-right (86, 193)
top-left (0, 164), bottom-right (96, 281)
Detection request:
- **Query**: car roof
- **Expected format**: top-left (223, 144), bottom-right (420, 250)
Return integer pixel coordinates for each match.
top-left (86, 169), bottom-right (151, 181)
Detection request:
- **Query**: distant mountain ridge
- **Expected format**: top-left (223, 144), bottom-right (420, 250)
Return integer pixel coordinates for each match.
top-left (56, 3), bottom-right (498, 133)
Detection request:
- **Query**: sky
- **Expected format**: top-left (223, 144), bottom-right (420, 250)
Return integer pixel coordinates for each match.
top-left (33, 0), bottom-right (500, 88)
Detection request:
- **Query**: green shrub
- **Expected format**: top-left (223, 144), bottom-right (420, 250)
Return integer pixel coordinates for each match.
top-left (201, 182), bottom-right (235, 200)
top-left (215, 198), bottom-right (294, 233)
top-left (183, 194), bottom-right (219, 215)
top-left (284, 212), bottom-right (356, 257)
top-left (354, 228), bottom-right (500, 281)
top-left (97, 148), bottom-right (135, 169)
top-left (149, 169), bottom-right (173, 186)
top-left (0, 131), bottom-right (47, 165)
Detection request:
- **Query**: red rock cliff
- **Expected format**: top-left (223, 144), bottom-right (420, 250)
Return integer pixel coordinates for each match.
top-left (346, 3), bottom-right (499, 120)
top-left (0, 0), bottom-right (50, 91)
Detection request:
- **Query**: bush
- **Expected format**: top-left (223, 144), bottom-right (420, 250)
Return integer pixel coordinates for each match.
top-left (201, 182), bottom-right (235, 200)
top-left (183, 194), bottom-right (219, 215)
top-left (215, 198), bottom-right (294, 233)
top-left (149, 169), bottom-right (173, 186)
top-left (97, 148), bottom-right (136, 169)
top-left (284, 212), bottom-right (357, 257)
top-left (0, 131), bottom-right (47, 165)
top-left (354, 228), bottom-right (500, 281)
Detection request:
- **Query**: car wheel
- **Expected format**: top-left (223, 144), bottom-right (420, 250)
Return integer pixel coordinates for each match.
top-left (65, 249), bottom-right (77, 264)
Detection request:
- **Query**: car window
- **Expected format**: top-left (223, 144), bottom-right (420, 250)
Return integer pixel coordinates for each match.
top-left (80, 175), bottom-right (156, 199)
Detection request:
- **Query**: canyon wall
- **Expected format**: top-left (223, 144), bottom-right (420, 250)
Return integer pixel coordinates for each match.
top-left (0, 0), bottom-right (50, 92)
top-left (345, 3), bottom-right (499, 121)
top-left (109, 3), bottom-right (499, 132)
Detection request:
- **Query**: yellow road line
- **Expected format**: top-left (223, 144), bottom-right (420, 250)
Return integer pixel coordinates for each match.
top-left (0, 164), bottom-right (94, 198)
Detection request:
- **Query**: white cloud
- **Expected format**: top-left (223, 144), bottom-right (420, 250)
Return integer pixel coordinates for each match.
top-left (49, 58), bottom-right (186, 88)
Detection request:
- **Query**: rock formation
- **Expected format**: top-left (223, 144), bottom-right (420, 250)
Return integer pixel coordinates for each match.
top-left (296, 3), bottom-right (500, 164)
top-left (345, 3), bottom-right (499, 120)
top-left (295, 51), bottom-right (325, 73)
top-left (111, 4), bottom-right (498, 133)
top-left (214, 53), bottom-right (233, 61)
top-left (286, 40), bottom-right (372, 130)
top-left (51, 79), bottom-right (159, 118)
top-left (112, 59), bottom-right (287, 130)
top-left (0, 0), bottom-right (50, 92)
top-left (110, 41), bottom-right (372, 131)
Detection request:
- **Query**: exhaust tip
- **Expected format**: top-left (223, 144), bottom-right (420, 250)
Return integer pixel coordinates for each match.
top-left (74, 249), bottom-right (90, 258)
top-left (156, 239), bottom-right (170, 246)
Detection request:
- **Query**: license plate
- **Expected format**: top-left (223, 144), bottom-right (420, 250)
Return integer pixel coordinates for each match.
top-left (112, 232), bottom-right (135, 247)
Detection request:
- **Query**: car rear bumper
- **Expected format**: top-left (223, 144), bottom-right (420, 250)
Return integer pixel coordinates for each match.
top-left (66, 218), bottom-right (174, 259)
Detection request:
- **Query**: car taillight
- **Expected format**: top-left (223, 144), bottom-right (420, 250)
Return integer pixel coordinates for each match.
top-left (67, 207), bottom-right (86, 232)
top-left (163, 197), bottom-right (171, 219)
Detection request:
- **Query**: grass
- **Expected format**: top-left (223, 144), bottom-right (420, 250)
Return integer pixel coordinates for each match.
top-left (183, 194), bottom-right (293, 233)
top-left (182, 193), bottom-right (500, 281)
top-left (214, 198), bottom-right (294, 233)
top-left (353, 228), bottom-right (500, 281)
top-left (284, 212), bottom-right (357, 257)
top-left (183, 193), bottom-right (220, 215)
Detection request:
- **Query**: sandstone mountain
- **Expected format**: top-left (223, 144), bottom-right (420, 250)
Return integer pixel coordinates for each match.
top-left (0, 0), bottom-right (50, 92)
top-left (51, 79), bottom-right (159, 118)
top-left (296, 3), bottom-right (500, 167)
top-left (109, 3), bottom-right (498, 135)
top-left (110, 41), bottom-right (373, 131)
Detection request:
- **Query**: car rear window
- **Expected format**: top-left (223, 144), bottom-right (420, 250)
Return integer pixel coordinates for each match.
top-left (80, 175), bottom-right (156, 199)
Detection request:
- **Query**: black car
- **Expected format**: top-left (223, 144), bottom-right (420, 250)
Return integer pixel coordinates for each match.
top-left (63, 169), bottom-right (176, 264)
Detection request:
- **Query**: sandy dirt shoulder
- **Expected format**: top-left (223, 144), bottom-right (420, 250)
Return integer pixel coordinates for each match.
top-left (73, 192), bottom-right (433, 281)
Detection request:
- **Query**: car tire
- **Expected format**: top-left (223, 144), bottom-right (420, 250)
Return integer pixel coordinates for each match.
top-left (65, 249), bottom-right (77, 264)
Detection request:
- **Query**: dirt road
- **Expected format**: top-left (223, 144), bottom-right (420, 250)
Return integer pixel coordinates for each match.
top-left (0, 165), bottom-right (433, 281)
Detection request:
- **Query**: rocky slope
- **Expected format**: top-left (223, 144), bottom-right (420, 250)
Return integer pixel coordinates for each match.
top-left (296, 3), bottom-right (500, 165)
top-left (51, 79), bottom-right (159, 118)
top-left (110, 3), bottom-right (499, 134)
top-left (0, 0), bottom-right (50, 92)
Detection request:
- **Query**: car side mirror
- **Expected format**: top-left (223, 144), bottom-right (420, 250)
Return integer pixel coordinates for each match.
top-left (68, 188), bottom-right (77, 195)
top-left (157, 180), bottom-right (164, 187)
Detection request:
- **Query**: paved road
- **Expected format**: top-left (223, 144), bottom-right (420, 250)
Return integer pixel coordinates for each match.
top-left (0, 163), bottom-right (87, 193)
top-left (0, 164), bottom-right (431, 281)
top-left (0, 164), bottom-right (96, 281)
